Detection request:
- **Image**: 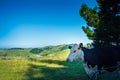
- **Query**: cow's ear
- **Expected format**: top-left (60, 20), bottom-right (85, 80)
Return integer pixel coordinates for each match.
top-left (68, 46), bottom-right (72, 49)
top-left (79, 43), bottom-right (83, 48)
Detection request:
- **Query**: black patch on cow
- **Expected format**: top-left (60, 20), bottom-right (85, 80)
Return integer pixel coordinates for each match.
top-left (82, 46), bottom-right (120, 72)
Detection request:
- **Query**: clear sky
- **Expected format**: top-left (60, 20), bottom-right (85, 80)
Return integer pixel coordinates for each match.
top-left (0, 0), bottom-right (97, 48)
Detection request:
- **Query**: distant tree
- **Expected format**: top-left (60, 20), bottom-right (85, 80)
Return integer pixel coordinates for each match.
top-left (43, 46), bottom-right (52, 51)
top-left (30, 48), bottom-right (43, 54)
top-left (80, 0), bottom-right (120, 46)
top-left (86, 43), bottom-right (91, 47)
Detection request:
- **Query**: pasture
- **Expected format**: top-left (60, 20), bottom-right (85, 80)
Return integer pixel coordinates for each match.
top-left (0, 48), bottom-right (88, 80)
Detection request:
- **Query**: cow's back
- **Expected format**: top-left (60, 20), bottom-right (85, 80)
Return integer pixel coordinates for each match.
top-left (83, 46), bottom-right (120, 71)
top-left (98, 46), bottom-right (120, 62)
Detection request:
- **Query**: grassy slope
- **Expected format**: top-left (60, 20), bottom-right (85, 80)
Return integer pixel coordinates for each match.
top-left (0, 49), bottom-right (88, 80)
top-left (0, 49), bottom-right (32, 58)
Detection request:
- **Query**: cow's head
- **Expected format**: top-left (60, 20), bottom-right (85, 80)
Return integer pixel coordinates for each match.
top-left (66, 43), bottom-right (84, 62)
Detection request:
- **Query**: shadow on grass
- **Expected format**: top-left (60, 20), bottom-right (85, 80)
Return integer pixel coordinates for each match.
top-left (24, 59), bottom-right (88, 80)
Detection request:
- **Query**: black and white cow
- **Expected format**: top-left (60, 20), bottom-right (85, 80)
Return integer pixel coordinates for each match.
top-left (66, 43), bottom-right (120, 79)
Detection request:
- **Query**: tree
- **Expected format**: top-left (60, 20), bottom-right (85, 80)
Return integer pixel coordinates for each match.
top-left (80, 0), bottom-right (120, 46)
top-left (80, 4), bottom-right (99, 41)
top-left (96, 0), bottom-right (120, 46)
top-left (30, 48), bottom-right (43, 54)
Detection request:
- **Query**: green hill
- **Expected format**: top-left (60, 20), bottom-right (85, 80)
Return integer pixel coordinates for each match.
top-left (0, 44), bottom-right (69, 59)
top-left (0, 46), bottom-right (88, 80)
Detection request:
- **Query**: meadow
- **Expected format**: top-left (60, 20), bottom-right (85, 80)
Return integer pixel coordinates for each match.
top-left (0, 45), bottom-right (88, 80)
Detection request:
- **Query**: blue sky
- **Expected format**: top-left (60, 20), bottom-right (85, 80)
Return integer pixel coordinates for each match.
top-left (0, 0), bottom-right (97, 48)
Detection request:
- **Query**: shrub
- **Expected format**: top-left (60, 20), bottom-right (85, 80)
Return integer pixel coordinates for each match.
top-left (30, 48), bottom-right (43, 54)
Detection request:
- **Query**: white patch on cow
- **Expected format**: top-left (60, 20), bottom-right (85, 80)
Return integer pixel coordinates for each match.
top-left (67, 44), bottom-right (84, 62)
top-left (83, 63), bottom-right (98, 78)
top-left (78, 50), bottom-right (84, 61)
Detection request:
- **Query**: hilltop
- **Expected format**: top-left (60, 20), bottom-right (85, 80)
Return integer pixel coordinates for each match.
top-left (0, 44), bottom-right (69, 59)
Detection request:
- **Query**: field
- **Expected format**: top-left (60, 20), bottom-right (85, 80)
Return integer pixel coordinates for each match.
top-left (0, 45), bottom-right (88, 80)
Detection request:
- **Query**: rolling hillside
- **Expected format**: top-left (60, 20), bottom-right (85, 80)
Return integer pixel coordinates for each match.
top-left (0, 44), bottom-right (69, 59)
top-left (0, 45), bottom-right (88, 80)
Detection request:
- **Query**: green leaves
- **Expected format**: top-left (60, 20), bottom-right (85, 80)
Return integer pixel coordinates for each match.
top-left (82, 26), bottom-right (95, 40)
top-left (79, 1), bottom-right (120, 46)
top-left (80, 4), bottom-right (99, 28)
top-left (96, 0), bottom-right (120, 46)
top-left (30, 48), bottom-right (43, 54)
top-left (80, 4), bottom-right (98, 41)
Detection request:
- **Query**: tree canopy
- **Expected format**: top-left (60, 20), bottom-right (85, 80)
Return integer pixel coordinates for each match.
top-left (80, 0), bottom-right (120, 46)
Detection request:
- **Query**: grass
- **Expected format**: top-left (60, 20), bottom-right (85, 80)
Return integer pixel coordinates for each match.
top-left (0, 49), bottom-right (32, 59)
top-left (0, 59), bottom-right (29, 80)
top-left (0, 49), bottom-right (88, 80)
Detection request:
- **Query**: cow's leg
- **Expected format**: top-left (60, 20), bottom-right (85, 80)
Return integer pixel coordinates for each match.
top-left (83, 63), bottom-right (99, 80)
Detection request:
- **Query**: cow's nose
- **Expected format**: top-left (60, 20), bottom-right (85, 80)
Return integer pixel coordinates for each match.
top-left (66, 58), bottom-right (70, 62)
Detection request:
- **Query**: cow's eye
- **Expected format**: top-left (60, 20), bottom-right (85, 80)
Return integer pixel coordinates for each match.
top-left (78, 47), bottom-right (80, 50)
top-left (74, 50), bottom-right (76, 53)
